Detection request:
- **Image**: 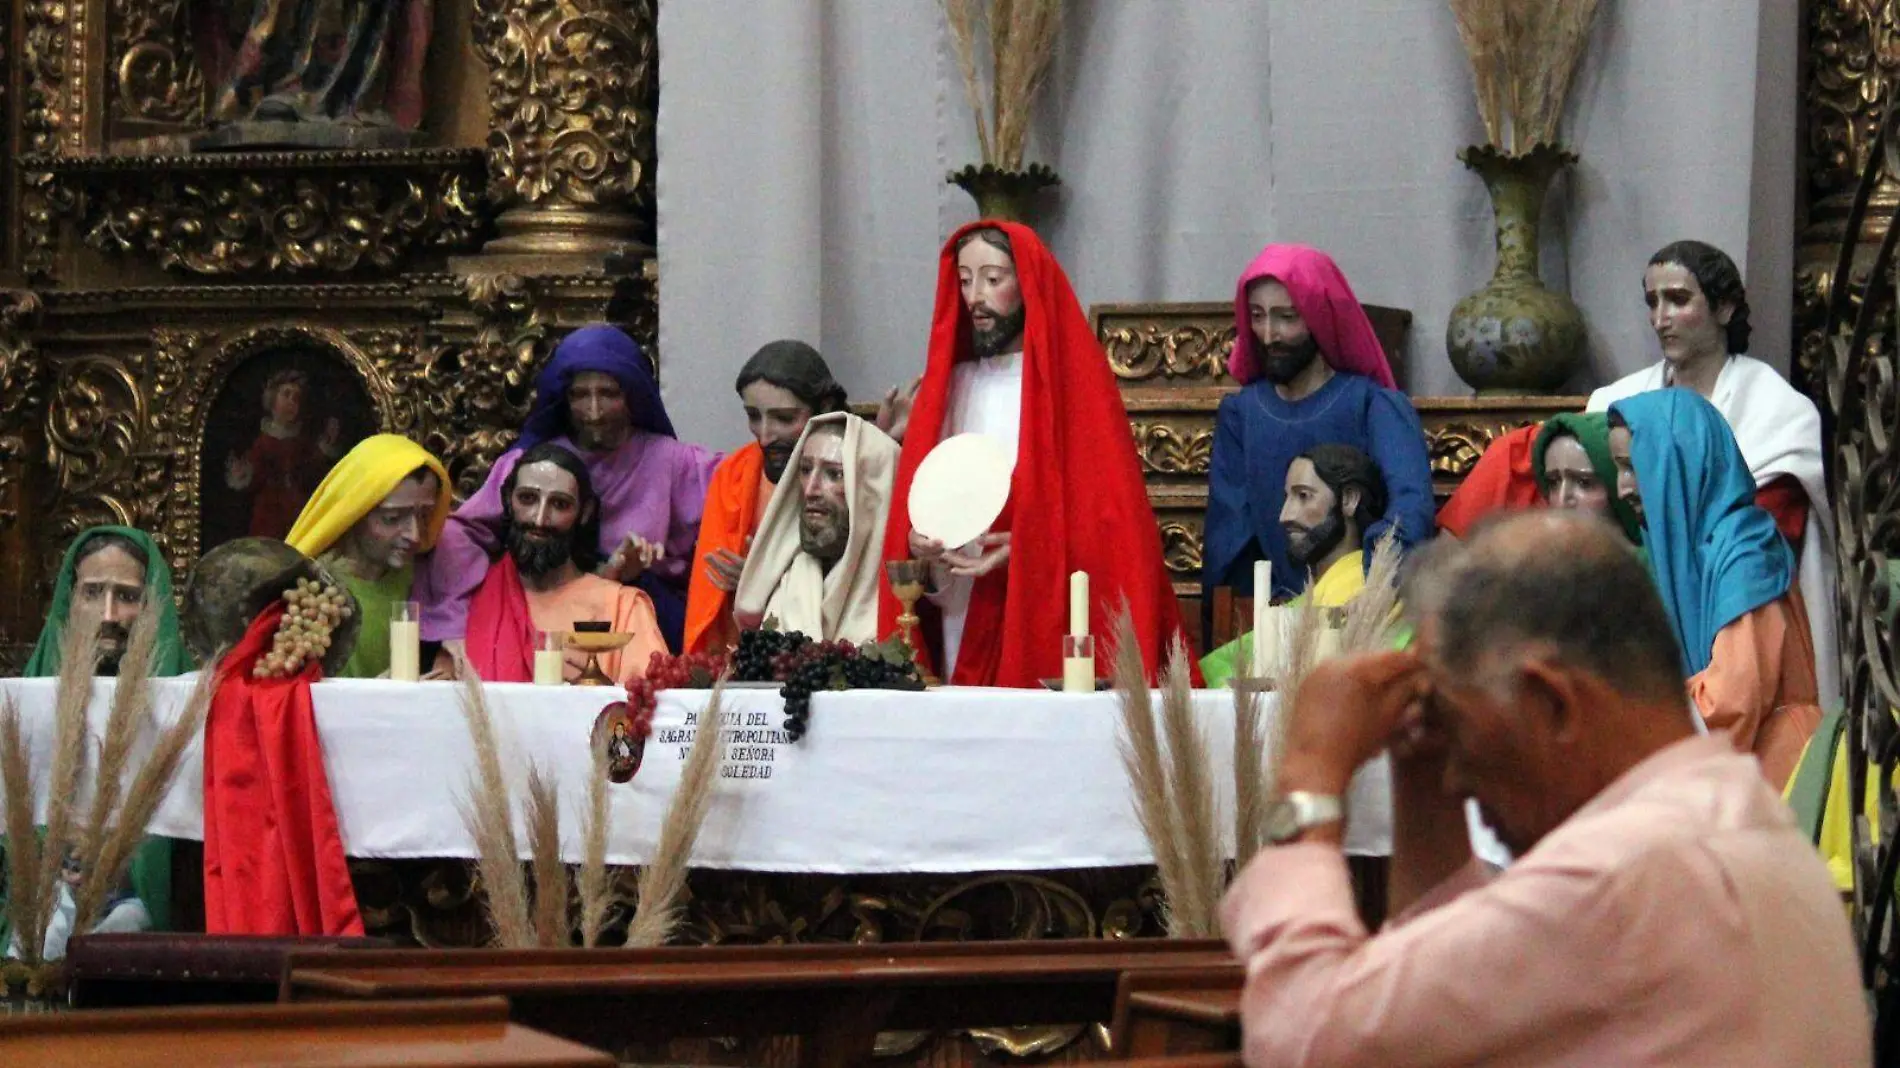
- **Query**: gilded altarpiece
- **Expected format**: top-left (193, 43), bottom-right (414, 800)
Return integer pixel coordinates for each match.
top-left (0, 0), bottom-right (661, 667)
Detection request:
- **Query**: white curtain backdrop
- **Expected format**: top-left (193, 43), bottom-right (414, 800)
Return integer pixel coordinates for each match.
top-left (657, 0), bottom-right (1794, 451)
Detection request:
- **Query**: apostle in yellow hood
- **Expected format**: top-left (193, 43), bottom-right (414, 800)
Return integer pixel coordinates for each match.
top-left (285, 434), bottom-right (451, 677)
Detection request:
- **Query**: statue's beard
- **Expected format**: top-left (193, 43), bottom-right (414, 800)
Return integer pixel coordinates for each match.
top-left (1284, 508), bottom-right (1346, 568)
top-left (799, 499), bottom-right (849, 566)
top-left (95, 621), bottom-right (128, 676)
top-left (970, 304), bottom-right (1026, 359)
top-left (763, 444), bottom-right (795, 484)
top-left (507, 523), bottom-right (577, 578)
top-left (1262, 335), bottom-right (1321, 385)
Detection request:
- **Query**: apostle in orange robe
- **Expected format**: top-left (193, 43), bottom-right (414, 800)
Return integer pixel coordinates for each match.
top-left (682, 341), bottom-right (847, 653)
top-left (461, 442), bottom-right (665, 686)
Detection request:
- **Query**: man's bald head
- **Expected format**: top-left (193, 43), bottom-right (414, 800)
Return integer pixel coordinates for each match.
top-left (1407, 510), bottom-right (1684, 707)
top-left (1403, 511), bottom-right (1693, 855)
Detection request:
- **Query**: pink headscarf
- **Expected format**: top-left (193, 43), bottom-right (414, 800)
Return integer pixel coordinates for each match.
top-left (1227, 244), bottom-right (1396, 389)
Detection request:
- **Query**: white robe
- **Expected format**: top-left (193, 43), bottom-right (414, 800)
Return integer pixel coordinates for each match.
top-left (1588, 355), bottom-right (1841, 711)
top-left (928, 351), bottom-right (1023, 678)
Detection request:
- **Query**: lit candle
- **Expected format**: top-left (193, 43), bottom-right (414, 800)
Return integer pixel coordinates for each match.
top-left (1069, 570), bottom-right (1089, 637)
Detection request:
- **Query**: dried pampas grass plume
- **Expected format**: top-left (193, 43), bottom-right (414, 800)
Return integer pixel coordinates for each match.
top-left (73, 658), bottom-right (217, 936)
top-left (525, 763), bottom-right (568, 949)
top-left (454, 669), bottom-right (533, 950)
top-left (942, 0), bottom-right (1063, 169)
top-left (577, 732), bottom-right (615, 948)
top-left (1113, 609), bottom-right (1222, 938)
top-left (626, 679), bottom-right (728, 949)
top-left (31, 619), bottom-right (102, 957)
top-left (77, 603), bottom-right (161, 879)
top-left (1448, 0), bottom-right (1601, 152)
top-left (1, 696), bottom-right (46, 965)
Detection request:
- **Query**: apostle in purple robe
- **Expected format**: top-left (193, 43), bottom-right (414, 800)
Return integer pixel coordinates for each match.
top-left (418, 325), bottom-right (719, 652)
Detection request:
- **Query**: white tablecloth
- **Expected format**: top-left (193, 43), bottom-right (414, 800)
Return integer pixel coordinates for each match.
top-left (0, 678), bottom-right (1391, 873)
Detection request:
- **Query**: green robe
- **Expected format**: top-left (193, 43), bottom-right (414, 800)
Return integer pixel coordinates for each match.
top-left (332, 565), bottom-right (414, 679)
top-left (6, 526), bottom-right (191, 945)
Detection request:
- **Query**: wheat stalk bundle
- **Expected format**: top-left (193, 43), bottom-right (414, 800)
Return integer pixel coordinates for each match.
top-left (942, 0), bottom-right (1063, 169)
top-left (626, 681), bottom-right (728, 949)
top-left (1448, 0), bottom-right (1601, 153)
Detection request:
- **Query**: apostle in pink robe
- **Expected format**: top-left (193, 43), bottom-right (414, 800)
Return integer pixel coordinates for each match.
top-left (418, 325), bottom-right (718, 652)
top-left (1222, 512), bottom-right (1867, 1067)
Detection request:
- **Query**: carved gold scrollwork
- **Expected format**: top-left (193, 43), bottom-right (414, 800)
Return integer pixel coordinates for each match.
top-left (473, 0), bottom-right (657, 251)
top-left (1807, 1), bottom-right (1900, 208)
top-left (421, 274), bottom-right (554, 497)
top-left (1159, 520), bottom-right (1203, 578)
top-left (0, 292), bottom-right (47, 531)
top-left (1131, 422), bottom-right (1214, 475)
top-left (1424, 421), bottom-right (1512, 480)
top-left (1103, 323), bottom-right (1233, 382)
top-left (109, 0), bottom-right (202, 127)
top-left (35, 151), bottom-right (490, 278)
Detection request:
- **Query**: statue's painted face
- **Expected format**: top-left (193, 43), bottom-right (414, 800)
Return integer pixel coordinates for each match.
top-left (269, 381), bottom-right (305, 424)
top-left (957, 238), bottom-right (1026, 358)
top-left (566, 371), bottom-right (632, 452)
top-left (1247, 278), bottom-right (1321, 385)
top-left (1607, 425), bottom-right (1642, 523)
top-left (344, 471), bottom-right (439, 573)
top-left (1540, 435), bottom-right (1610, 516)
top-left (507, 461), bottom-right (589, 577)
top-left (796, 427), bottom-right (849, 564)
top-left (1644, 262), bottom-right (1731, 366)
top-left (73, 544), bottom-right (147, 672)
top-left (1280, 457), bottom-right (1346, 567)
top-left (742, 380), bottom-right (815, 484)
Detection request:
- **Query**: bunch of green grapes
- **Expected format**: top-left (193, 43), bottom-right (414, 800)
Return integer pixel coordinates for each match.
top-left (252, 578), bottom-right (354, 679)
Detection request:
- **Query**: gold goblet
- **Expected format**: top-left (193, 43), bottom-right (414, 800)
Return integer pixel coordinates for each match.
top-left (885, 559), bottom-right (939, 686)
top-left (564, 628), bottom-right (633, 687)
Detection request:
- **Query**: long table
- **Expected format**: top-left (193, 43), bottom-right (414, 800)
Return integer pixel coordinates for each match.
top-left (0, 677), bottom-right (1394, 869)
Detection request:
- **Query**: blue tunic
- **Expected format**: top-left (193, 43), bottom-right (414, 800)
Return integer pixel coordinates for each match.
top-left (1203, 373), bottom-right (1435, 600)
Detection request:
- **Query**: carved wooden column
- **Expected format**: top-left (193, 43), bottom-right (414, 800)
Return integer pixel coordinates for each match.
top-left (469, 0), bottom-right (657, 267)
top-left (1795, 0), bottom-right (1900, 398)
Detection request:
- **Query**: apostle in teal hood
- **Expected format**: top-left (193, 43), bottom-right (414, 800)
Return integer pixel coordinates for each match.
top-left (1606, 392), bottom-right (1821, 789)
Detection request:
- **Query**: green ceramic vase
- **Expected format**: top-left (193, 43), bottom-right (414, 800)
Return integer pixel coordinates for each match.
top-left (1445, 144), bottom-right (1586, 394)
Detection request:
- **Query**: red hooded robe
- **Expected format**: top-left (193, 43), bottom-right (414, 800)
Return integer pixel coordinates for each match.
top-left (878, 221), bottom-right (1194, 686)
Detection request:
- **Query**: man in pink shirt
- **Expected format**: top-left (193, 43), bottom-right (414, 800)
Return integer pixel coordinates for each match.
top-left (1222, 511), bottom-right (1868, 1067)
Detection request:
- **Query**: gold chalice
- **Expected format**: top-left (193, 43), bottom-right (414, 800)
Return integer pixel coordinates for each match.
top-left (884, 559), bottom-right (939, 686)
top-left (564, 624), bottom-right (633, 687)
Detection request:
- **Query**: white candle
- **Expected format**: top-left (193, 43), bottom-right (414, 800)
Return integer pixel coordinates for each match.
top-left (1251, 561), bottom-right (1271, 678)
top-left (1063, 655), bottom-right (1094, 693)
top-left (534, 648), bottom-right (566, 686)
top-left (1069, 570), bottom-right (1088, 637)
top-left (389, 600), bottom-right (421, 682)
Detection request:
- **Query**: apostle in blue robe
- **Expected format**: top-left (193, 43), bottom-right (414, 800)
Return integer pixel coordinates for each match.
top-left (1203, 244), bottom-right (1435, 602)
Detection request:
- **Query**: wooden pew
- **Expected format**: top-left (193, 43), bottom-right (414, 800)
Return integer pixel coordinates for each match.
top-left (1108, 965), bottom-right (1243, 1057)
top-left (282, 938), bottom-right (1236, 1067)
top-left (0, 996), bottom-right (610, 1067)
top-left (64, 932), bottom-right (393, 1008)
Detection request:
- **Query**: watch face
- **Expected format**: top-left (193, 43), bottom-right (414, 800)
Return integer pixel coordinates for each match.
top-left (1265, 799), bottom-right (1300, 843)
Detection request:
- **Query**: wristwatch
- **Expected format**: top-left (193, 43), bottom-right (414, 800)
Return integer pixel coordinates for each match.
top-left (1264, 791), bottom-right (1344, 845)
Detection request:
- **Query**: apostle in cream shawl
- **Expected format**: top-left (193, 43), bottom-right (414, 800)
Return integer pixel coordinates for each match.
top-left (733, 413), bottom-right (899, 643)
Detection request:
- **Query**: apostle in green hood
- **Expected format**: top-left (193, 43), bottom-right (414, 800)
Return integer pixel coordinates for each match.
top-left (3, 526), bottom-right (191, 953)
top-left (1531, 412), bottom-right (1643, 545)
